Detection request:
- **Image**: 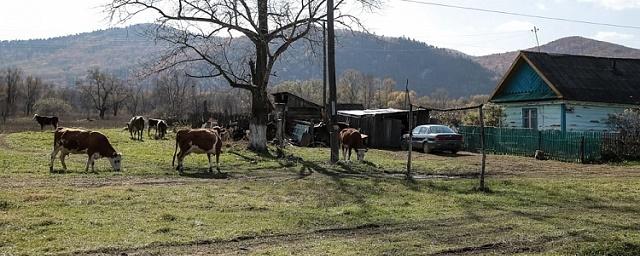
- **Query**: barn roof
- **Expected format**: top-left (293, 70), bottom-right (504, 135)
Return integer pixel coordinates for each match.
top-left (490, 51), bottom-right (640, 105)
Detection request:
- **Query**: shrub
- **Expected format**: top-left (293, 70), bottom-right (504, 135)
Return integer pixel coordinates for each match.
top-left (33, 98), bottom-right (73, 117)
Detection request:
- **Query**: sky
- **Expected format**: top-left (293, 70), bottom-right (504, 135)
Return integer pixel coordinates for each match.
top-left (1, 0), bottom-right (639, 56)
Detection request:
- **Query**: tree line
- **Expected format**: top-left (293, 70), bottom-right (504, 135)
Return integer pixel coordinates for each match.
top-left (1, 65), bottom-right (505, 129)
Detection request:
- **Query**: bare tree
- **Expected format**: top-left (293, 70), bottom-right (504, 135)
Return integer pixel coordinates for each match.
top-left (126, 84), bottom-right (145, 116)
top-left (107, 0), bottom-right (378, 151)
top-left (153, 70), bottom-right (193, 119)
top-left (78, 68), bottom-right (117, 119)
top-left (109, 77), bottom-right (130, 117)
top-left (1, 68), bottom-right (22, 122)
top-left (23, 76), bottom-right (43, 116)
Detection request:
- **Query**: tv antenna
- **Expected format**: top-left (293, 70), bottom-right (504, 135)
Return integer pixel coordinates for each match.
top-left (531, 26), bottom-right (541, 52)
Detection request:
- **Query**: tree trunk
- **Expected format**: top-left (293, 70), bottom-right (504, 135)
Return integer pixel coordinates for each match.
top-left (99, 109), bottom-right (106, 119)
top-left (249, 89), bottom-right (271, 152)
top-left (113, 103), bottom-right (119, 117)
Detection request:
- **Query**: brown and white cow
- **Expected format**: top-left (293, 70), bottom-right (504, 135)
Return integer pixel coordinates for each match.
top-left (127, 116), bottom-right (145, 141)
top-left (172, 128), bottom-right (223, 173)
top-left (339, 128), bottom-right (368, 161)
top-left (49, 127), bottom-right (122, 172)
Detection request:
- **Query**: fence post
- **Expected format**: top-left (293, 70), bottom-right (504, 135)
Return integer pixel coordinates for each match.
top-left (479, 105), bottom-right (486, 191)
top-left (580, 136), bottom-right (585, 163)
top-left (406, 104), bottom-right (413, 179)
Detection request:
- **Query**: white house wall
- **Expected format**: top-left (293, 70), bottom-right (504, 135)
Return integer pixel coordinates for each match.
top-left (499, 101), bottom-right (633, 132)
top-left (502, 103), bottom-right (561, 130)
top-left (564, 103), bottom-right (627, 132)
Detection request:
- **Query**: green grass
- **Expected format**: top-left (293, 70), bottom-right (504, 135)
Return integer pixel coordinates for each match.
top-left (1, 129), bottom-right (640, 255)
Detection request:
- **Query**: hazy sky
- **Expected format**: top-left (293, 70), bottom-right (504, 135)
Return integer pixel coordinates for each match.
top-left (1, 0), bottom-right (639, 56)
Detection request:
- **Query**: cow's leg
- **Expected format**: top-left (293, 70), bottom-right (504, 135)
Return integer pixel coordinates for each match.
top-left (207, 153), bottom-right (213, 173)
top-left (215, 153), bottom-right (220, 172)
top-left (348, 148), bottom-right (352, 161)
top-left (341, 145), bottom-right (346, 161)
top-left (59, 152), bottom-right (68, 171)
top-left (176, 151), bottom-right (186, 173)
top-left (49, 146), bottom-right (60, 172)
top-left (85, 154), bottom-right (97, 173)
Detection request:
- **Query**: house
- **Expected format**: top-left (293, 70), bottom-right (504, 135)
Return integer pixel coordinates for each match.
top-left (338, 108), bottom-right (430, 148)
top-left (489, 51), bottom-right (640, 132)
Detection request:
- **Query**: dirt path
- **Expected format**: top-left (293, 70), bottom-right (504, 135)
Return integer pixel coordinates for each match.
top-left (63, 217), bottom-right (572, 256)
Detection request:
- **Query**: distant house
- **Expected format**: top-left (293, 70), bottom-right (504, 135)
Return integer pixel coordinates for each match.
top-left (489, 51), bottom-right (640, 132)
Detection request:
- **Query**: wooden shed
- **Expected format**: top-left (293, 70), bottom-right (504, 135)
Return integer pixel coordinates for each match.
top-left (337, 108), bottom-right (430, 148)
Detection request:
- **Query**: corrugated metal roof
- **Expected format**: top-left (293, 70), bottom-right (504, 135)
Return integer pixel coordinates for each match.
top-left (338, 108), bottom-right (408, 117)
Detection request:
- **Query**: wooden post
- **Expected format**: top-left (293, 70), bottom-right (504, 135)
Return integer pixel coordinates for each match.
top-left (479, 105), bottom-right (486, 191)
top-left (407, 104), bottom-right (413, 178)
top-left (327, 0), bottom-right (339, 163)
top-left (406, 79), bottom-right (412, 179)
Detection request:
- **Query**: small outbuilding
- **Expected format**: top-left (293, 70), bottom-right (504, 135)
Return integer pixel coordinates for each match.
top-left (490, 51), bottom-right (640, 132)
top-left (338, 108), bottom-right (429, 148)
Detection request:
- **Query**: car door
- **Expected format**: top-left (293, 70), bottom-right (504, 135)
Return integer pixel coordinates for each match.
top-left (412, 127), bottom-right (428, 147)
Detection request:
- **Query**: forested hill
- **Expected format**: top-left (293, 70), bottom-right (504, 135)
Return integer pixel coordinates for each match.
top-left (0, 24), bottom-right (496, 97)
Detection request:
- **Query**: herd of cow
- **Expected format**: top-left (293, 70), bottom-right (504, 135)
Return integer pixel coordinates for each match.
top-left (32, 114), bottom-right (369, 174)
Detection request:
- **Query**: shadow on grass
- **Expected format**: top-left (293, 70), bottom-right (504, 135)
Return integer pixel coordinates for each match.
top-left (179, 170), bottom-right (229, 179)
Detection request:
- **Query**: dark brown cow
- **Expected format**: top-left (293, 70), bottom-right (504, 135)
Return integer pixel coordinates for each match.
top-left (339, 128), bottom-right (368, 161)
top-left (127, 116), bottom-right (145, 141)
top-left (172, 128), bottom-right (223, 173)
top-left (49, 127), bottom-right (122, 172)
top-left (33, 114), bottom-right (58, 130)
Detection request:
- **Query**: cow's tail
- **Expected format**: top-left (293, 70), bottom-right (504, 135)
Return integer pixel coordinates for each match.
top-left (172, 138), bottom-right (178, 167)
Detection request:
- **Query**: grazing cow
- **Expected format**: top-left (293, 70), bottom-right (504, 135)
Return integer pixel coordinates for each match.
top-left (147, 118), bottom-right (168, 139)
top-left (172, 128), bottom-right (223, 173)
top-left (49, 127), bottom-right (122, 172)
top-left (156, 120), bottom-right (168, 139)
top-left (339, 128), bottom-right (368, 161)
top-left (33, 114), bottom-right (58, 130)
top-left (127, 116), bottom-right (145, 141)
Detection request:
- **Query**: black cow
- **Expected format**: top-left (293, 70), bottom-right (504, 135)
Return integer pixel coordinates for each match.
top-left (33, 114), bottom-right (59, 130)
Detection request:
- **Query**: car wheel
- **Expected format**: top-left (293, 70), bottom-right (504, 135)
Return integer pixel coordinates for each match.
top-left (400, 140), bottom-right (408, 151)
top-left (423, 143), bottom-right (432, 153)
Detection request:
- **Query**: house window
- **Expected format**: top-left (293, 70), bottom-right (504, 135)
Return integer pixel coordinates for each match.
top-left (522, 108), bottom-right (538, 129)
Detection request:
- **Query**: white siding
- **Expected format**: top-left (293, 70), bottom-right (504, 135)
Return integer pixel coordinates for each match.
top-left (498, 101), bottom-right (633, 132)
top-left (565, 103), bottom-right (626, 132)
top-left (502, 103), bottom-right (562, 130)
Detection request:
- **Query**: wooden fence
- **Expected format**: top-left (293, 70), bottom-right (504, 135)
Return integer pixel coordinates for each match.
top-left (458, 126), bottom-right (640, 163)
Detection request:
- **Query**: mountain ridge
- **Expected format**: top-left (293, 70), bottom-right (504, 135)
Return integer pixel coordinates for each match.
top-left (474, 36), bottom-right (640, 78)
top-left (0, 24), bottom-right (495, 97)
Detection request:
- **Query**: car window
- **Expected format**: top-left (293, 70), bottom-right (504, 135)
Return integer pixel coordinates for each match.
top-left (419, 127), bottom-right (428, 134)
top-left (429, 126), bottom-right (454, 134)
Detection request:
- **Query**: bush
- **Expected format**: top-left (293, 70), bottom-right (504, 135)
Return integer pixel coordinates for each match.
top-left (33, 98), bottom-right (73, 116)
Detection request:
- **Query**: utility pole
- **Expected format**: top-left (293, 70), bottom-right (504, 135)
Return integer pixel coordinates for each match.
top-left (327, 0), bottom-right (339, 163)
top-left (532, 26), bottom-right (541, 52)
top-left (322, 21), bottom-right (328, 123)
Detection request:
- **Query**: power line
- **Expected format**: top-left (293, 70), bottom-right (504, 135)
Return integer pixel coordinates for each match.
top-left (400, 0), bottom-right (640, 30)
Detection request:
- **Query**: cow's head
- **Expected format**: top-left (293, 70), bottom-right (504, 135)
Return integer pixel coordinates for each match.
top-left (33, 114), bottom-right (38, 120)
top-left (108, 153), bottom-right (122, 172)
top-left (356, 148), bottom-right (368, 161)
